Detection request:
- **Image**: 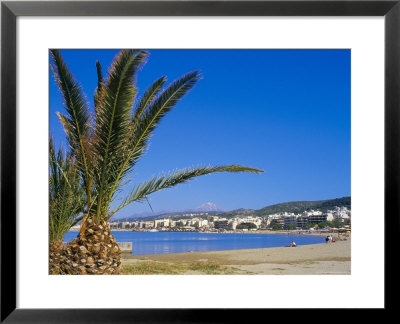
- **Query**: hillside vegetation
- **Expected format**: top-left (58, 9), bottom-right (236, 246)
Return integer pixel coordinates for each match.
top-left (219, 197), bottom-right (351, 218)
top-left (127, 197), bottom-right (351, 221)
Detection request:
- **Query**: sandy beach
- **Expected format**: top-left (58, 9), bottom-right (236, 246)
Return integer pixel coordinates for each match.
top-left (121, 234), bottom-right (351, 275)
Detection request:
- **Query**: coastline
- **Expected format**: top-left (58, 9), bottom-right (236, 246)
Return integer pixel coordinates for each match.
top-left (121, 235), bottom-right (351, 275)
top-left (70, 228), bottom-right (342, 237)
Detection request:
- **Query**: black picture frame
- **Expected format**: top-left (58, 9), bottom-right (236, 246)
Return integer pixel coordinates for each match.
top-left (1, 0), bottom-right (397, 322)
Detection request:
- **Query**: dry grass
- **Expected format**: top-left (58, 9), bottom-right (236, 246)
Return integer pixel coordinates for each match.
top-left (121, 261), bottom-right (239, 275)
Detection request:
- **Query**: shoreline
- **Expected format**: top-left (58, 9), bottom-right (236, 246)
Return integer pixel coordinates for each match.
top-left (121, 236), bottom-right (351, 275)
top-left (70, 228), bottom-right (345, 237)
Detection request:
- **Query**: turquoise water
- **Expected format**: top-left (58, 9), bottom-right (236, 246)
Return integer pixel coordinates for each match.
top-left (64, 231), bottom-right (325, 256)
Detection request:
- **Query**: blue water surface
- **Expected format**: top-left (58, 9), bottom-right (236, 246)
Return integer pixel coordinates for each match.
top-left (63, 231), bottom-right (325, 256)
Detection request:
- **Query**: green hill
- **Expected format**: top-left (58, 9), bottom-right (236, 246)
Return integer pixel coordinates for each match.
top-left (215, 197), bottom-right (350, 219)
top-left (123, 197), bottom-right (351, 221)
top-left (254, 197), bottom-right (351, 216)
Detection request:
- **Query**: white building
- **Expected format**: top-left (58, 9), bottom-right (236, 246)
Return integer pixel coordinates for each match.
top-left (331, 206), bottom-right (351, 223)
top-left (154, 218), bottom-right (170, 228)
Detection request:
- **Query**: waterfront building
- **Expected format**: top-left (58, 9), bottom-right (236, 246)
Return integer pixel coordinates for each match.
top-left (269, 217), bottom-right (285, 228)
top-left (214, 218), bottom-right (230, 230)
top-left (238, 216), bottom-right (263, 228)
top-left (308, 214), bottom-right (328, 224)
top-left (102, 204), bottom-right (350, 232)
top-left (139, 221), bottom-right (154, 229)
top-left (154, 218), bottom-right (170, 228)
top-left (284, 215), bottom-right (297, 228)
top-left (296, 216), bottom-right (309, 228)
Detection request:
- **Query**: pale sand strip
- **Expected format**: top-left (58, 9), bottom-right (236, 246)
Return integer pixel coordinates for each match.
top-left (121, 236), bottom-right (351, 275)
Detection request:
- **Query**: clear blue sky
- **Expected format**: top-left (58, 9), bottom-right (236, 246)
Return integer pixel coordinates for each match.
top-left (49, 49), bottom-right (351, 218)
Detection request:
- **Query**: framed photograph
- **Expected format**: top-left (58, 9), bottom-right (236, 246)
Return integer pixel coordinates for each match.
top-left (1, 0), bottom-right (397, 321)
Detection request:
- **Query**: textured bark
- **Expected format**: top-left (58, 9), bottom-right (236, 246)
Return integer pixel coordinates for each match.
top-left (49, 240), bottom-right (66, 274)
top-left (58, 219), bottom-right (121, 275)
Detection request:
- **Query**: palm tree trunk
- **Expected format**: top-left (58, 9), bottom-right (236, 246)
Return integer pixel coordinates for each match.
top-left (49, 240), bottom-right (66, 275)
top-left (60, 219), bottom-right (121, 275)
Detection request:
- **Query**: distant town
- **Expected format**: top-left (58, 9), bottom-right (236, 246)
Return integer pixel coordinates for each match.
top-left (70, 205), bottom-right (351, 233)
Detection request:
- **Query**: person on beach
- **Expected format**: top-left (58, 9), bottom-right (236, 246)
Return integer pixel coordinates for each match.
top-left (289, 241), bottom-right (296, 247)
top-left (326, 236), bottom-right (330, 244)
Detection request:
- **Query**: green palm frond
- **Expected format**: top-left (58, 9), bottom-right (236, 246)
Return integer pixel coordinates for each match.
top-left (108, 165), bottom-right (263, 219)
top-left (93, 50), bottom-right (148, 218)
top-left (49, 137), bottom-right (85, 242)
top-left (51, 49), bottom-right (264, 226)
top-left (94, 60), bottom-right (105, 112)
top-left (50, 49), bottom-right (91, 188)
top-left (96, 60), bottom-right (104, 86)
top-left (108, 71), bottom-right (201, 200)
top-left (133, 76), bottom-right (166, 121)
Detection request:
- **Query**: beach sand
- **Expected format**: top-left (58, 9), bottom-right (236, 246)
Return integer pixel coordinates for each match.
top-left (121, 235), bottom-right (351, 275)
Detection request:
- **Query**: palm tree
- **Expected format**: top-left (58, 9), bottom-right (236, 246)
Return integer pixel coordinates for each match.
top-left (50, 49), bottom-right (263, 274)
top-left (49, 137), bottom-right (85, 274)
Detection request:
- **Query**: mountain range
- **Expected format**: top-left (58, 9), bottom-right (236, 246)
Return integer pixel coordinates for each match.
top-left (185, 202), bottom-right (226, 213)
top-left (219, 196), bottom-right (351, 218)
top-left (111, 197), bottom-right (350, 222)
top-left (111, 202), bottom-right (225, 221)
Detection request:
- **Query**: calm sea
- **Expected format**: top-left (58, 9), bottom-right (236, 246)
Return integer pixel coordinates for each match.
top-left (63, 231), bottom-right (325, 256)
